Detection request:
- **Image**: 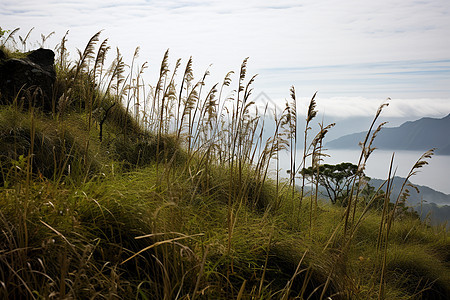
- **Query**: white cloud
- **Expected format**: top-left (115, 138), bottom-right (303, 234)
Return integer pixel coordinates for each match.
top-left (314, 97), bottom-right (450, 118)
top-left (3, 0), bottom-right (449, 65)
top-left (253, 94), bottom-right (450, 118)
top-left (1, 0), bottom-right (449, 119)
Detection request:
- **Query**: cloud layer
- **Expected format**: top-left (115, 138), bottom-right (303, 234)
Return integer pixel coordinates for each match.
top-left (1, 0), bottom-right (449, 118)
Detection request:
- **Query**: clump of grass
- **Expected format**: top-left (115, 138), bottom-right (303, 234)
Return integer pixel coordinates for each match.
top-left (0, 106), bottom-right (98, 185)
top-left (112, 133), bottom-right (184, 169)
top-left (385, 244), bottom-right (450, 299)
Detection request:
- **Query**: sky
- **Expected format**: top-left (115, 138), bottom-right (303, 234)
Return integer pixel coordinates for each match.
top-left (1, 0), bottom-right (450, 119)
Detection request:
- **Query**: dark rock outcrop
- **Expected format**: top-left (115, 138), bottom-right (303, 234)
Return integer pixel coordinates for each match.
top-left (0, 48), bottom-right (56, 111)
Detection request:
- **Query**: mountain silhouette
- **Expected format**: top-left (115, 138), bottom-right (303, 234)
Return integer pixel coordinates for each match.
top-left (368, 176), bottom-right (450, 206)
top-left (326, 114), bottom-right (450, 155)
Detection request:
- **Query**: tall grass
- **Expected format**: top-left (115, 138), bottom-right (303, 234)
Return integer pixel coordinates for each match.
top-left (0, 29), bottom-right (448, 299)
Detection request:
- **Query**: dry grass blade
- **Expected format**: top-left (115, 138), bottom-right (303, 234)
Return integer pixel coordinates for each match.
top-left (1, 258), bottom-right (37, 300)
top-left (93, 38), bottom-right (110, 81)
top-left (192, 246), bottom-right (209, 300)
top-left (390, 148), bottom-right (435, 220)
top-left (1, 27), bottom-right (20, 46)
top-left (236, 280), bottom-right (247, 300)
top-left (344, 100), bottom-right (390, 235)
top-left (239, 57), bottom-right (249, 92)
top-left (40, 220), bottom-right (75, 249)
top-left (39, 31), bottom-right (55, 48)
top-left (362, 121), bottom-right (388, 160)
top-left (307, 92), bottom-right (318, 123)
top-left (135, 231), bottom-right (198, 240)
top-left (155, 49), bottom-right (170, 98)
top-left (121, 233), bottom-right (204, 265)
top-left (298, 91), bottom-right (319, 214)
top-left (223, 71), bottom-right (234, 87)
top-left (19, 27), bottom-right (34, 51)
top-left (281, 249), bottom-right (309, 300)
top-left (56, 30), bottom-right (70, 69)
top-left (74, 30), bottom-right (102, 79)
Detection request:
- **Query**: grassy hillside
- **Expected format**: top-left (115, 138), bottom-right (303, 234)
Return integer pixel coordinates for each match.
top-left (0, 30), bottom-right (449, 299)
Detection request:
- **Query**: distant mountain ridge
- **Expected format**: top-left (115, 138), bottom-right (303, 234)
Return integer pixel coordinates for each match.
top-left (304, 176), bottom-right (450, 206)
top-left (368, 176), bottom-right (450, 206)
top-left (326, 114), bottom-right (450, 155)
top-left (368, 176), bottom-right (450, 228)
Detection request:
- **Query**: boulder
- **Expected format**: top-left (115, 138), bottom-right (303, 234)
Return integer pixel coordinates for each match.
top-left (0, 48), bottom-right (56, 111)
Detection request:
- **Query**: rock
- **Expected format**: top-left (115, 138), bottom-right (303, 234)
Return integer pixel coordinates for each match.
top-left (0, 48), bottom-right (56, 111)
top-left (27, 48), bottom-right (55, 71)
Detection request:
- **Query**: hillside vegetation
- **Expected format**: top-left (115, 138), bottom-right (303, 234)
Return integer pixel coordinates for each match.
top-left (0, 29), bottom-right (449, 299)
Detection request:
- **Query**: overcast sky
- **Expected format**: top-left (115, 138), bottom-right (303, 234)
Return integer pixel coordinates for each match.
top-left (1, 0), bottom-right (450, 118)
